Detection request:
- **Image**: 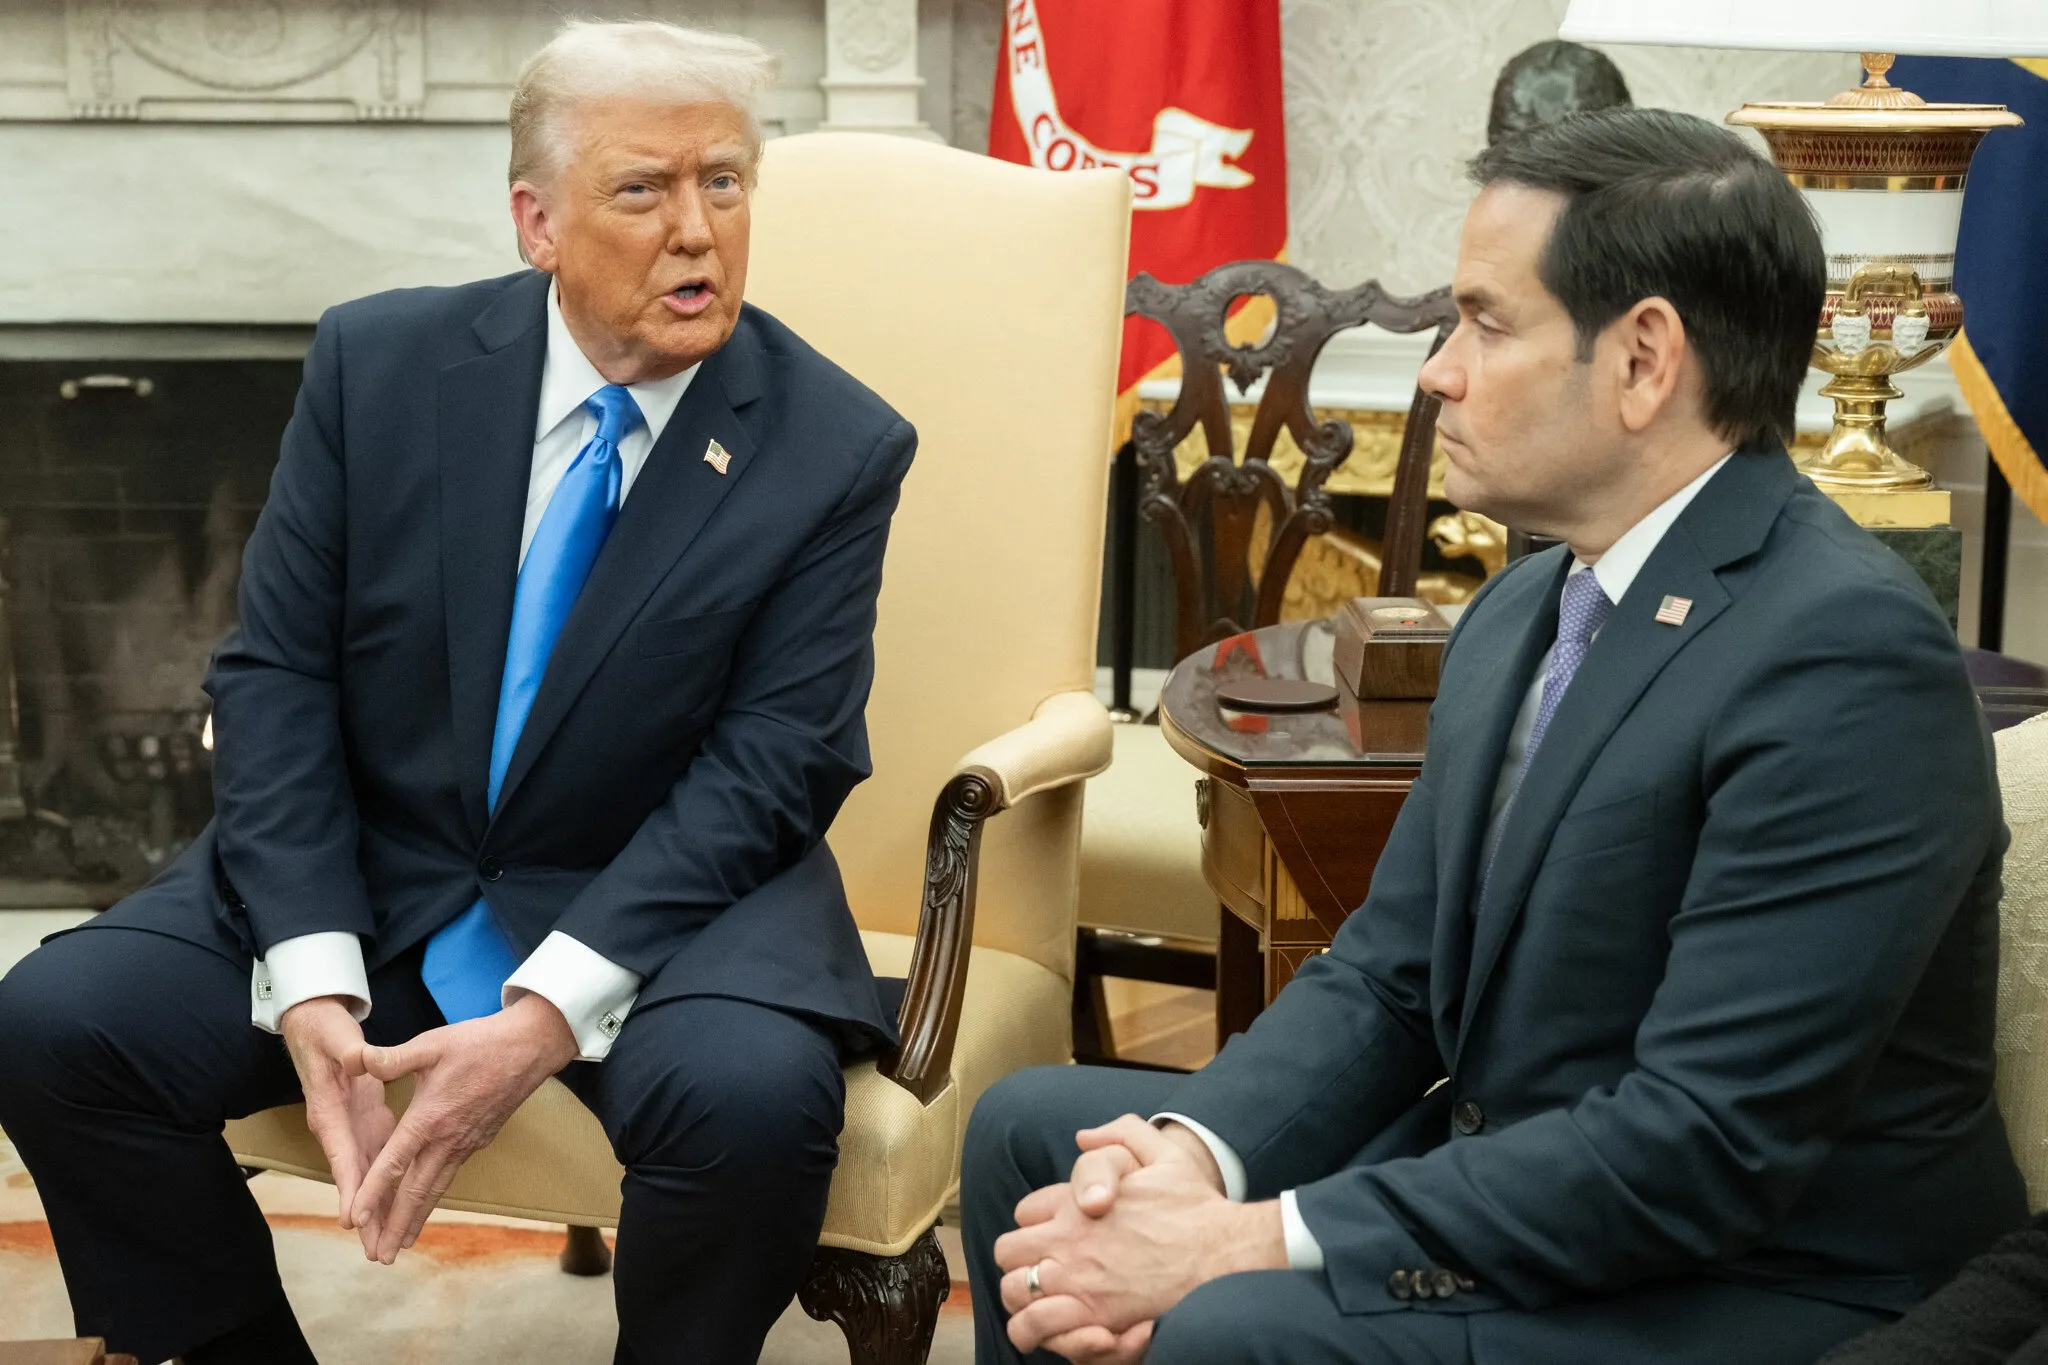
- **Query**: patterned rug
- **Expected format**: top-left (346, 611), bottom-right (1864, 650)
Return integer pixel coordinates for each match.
top-left (0, 1133), bottom-right (975, 1364)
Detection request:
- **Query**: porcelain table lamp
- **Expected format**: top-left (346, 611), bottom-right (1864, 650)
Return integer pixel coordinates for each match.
top-left (1558, 2), bottom-right (2043, 496)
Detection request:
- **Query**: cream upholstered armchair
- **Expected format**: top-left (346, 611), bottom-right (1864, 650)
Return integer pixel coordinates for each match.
top-left (223, 133), bottom-right (1132, 1364)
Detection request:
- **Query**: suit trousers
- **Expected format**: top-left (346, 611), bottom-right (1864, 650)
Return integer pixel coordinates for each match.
top-left (0, 924), bottom-right (845, 1365)
top-left (962, 1066), bottom-right (1893, 1365)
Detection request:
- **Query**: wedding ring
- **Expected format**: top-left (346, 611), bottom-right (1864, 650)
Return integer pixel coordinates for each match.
top-left (1026, 1262), bottom-right (1045, 1297)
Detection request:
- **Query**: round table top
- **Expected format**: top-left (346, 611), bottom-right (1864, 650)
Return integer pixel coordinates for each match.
top-left (1158, 619), bottom-right (1427, 776)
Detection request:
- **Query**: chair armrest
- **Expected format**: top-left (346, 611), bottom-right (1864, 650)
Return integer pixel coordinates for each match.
top-left (954, 690), bottom-right (1113, 805)
top-left (886, 690), bottom-right (1113, 1103)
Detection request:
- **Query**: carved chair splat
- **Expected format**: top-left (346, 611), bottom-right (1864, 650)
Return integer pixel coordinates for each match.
top-left (1125, 261), bottom-right (1458, 663)
top-left (1077, 263), bottom-right (1455, 1071)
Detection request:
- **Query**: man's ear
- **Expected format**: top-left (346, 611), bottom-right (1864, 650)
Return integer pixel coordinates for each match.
top-left (1611, 297), bottom-right (1689, 435)
top-left (510, 181), bottom-right (558, 273)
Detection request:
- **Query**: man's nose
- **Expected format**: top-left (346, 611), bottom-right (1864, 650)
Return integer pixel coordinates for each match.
top-left (667, 191), bottom-right (716, 254)
top-left (1418, 330), bottom-right (1464, 403)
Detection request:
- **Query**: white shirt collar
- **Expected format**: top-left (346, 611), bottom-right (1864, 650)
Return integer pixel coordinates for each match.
top-left (1571, 452), bottom-right (1734, 603)
top-left (537, 282), bottom-right (699, 444)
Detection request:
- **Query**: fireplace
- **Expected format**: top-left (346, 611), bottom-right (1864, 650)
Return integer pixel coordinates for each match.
top-left (0, 352), bottom-right (303, 904)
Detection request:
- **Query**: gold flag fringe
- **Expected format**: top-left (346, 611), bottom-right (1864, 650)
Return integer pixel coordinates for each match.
top-left (1951, 330), bottom-right (2048, 526)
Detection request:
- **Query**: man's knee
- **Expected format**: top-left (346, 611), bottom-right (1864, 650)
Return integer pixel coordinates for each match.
top-left (964, 1065), bottom-right (1082, 1194)
top-left (0, 941), bottom-right (99, 1114)
top-left (606, 1000), bottom-right (844, 1181)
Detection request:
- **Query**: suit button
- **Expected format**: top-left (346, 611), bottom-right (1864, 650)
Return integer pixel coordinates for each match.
top-left (1430, 1268), bottom-right (1460, 1298)
top-left (1453, 1100), bottom-right (1485, 1135)
top-left (1410, 1268), bottom-right (1436, 1299)
top-left (1386, 1269), bottom-right (1413, 1300)
top-left (479, 856), bottom-right (503, 882)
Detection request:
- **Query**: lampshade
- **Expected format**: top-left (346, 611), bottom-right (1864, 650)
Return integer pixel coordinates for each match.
top-left (1558, 1), bottom-right (2048, 58)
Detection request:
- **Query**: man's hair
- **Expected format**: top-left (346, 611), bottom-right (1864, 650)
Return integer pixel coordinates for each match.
top-left (509, 21), bottom-right (779, 190)
top-left (1467, 107), bottom-right (1825, 449)
top-left (1486, 40), bottom-right (1631, 147)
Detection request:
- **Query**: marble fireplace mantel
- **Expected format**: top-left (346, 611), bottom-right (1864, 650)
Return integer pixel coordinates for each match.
top-left (1, 0), bottom-right (949, 327)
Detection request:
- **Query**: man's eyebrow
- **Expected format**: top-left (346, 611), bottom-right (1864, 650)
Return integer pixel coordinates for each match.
top-left (1454, 285), bottom-right (1503, 314)
top-left (608, 162), bottom-right (672, 182)
top-left (699, 145), bottom-right (751, 173)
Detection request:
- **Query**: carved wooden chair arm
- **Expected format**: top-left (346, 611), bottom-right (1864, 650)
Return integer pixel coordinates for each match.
top-left (884, 691), bottom-right (1113, 1103)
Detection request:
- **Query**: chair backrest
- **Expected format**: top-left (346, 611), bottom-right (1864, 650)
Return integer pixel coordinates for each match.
top-left (746, 134), bottom-right (1130, 980)
top-left (1127, 261), bottom-right (1456, 663)
top-left (1994, 710), bottom-right (2048, 1208)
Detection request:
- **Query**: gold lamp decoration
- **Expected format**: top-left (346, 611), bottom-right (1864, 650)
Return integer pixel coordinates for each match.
top-left (1557, 3), bottom-right (2043, 495)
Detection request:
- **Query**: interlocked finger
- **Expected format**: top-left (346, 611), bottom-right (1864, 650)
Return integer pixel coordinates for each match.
top-left (1006, 1292), bottom-right (1100, 1356)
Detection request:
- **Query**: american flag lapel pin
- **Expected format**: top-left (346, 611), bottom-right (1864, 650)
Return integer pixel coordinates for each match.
top-left (1654, 595), bottom-right (1693, 626)
top-left (703, 438), bottom-right (732, 475)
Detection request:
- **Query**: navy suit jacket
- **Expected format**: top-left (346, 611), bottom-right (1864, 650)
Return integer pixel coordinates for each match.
top-left (91, 269), bottom-right (910, 1050)
top-left (1167, 448), bottom-right (2028, 1325)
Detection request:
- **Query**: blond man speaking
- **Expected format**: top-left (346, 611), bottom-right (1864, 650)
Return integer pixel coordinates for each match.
top-left (0, 21), bottom-right (913, 1364)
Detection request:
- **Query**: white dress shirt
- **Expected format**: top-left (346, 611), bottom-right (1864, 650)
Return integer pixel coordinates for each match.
top-left (1157, 452), bottom-right (1734, 1271)
top-left (249, 285), bottom-right (700, 1062)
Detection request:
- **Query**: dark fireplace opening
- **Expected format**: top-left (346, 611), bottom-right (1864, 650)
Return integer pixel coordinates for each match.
top-left (0, 357), bottom-right (301, 906)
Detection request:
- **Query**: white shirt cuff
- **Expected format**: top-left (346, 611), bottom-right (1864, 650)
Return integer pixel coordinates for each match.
top-left (1154, 1112), bottom-right (1325, 1270)
top-left (1278, 1189), bottom-right (1327, 1270)
top-left (1151, 1112), bottom-right (1247, 1202)
top-left (252, 931), bottom-right (370, 1033)
top-left (502, 931), bottom-right (642, 1062)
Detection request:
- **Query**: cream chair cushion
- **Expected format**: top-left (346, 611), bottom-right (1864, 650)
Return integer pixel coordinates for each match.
top-left (225, 932), bottom-right (1068, 1257)
top-left (1079, 724), bottom-right (1217, 945)
top-left (1995, 711), bottom-right (2048, 1209)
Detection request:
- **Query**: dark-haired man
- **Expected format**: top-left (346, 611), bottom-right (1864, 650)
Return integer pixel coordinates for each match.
top-left (961, 107), bottom-right (2027, 1365)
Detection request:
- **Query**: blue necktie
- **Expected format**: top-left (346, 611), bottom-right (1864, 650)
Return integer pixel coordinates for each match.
top-left (421, 384), bottom-right (643, 1024)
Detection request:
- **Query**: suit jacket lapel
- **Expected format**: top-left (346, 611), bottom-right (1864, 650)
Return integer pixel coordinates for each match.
top-left (1428, 552), bottom-right (1566, 1055)
top-left (439, 272), bottom-right (551, 841)
top-left (490, 319), bottom-right (768, 817)
top-left (1455, 449), bottom-right (1801, 1054)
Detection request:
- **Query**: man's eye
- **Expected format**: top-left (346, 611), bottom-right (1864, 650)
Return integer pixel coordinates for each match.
top-left (709, 174), bottom-right (739, 191)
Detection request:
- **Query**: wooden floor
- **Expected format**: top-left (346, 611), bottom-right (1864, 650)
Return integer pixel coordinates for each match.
top-left (1100, 978), bottom-right (1218, 1072)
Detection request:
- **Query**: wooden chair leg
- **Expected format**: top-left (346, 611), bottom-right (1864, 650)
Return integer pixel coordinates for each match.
top-left (559, 1224), bottom-right (613, 1276)
top-left (1070, 938), bottom-right (1119, 1063)
top-left (798, 1225), bottom-right (951, 1365)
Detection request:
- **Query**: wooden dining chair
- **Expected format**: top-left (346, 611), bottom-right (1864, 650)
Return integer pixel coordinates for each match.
top-left (1076, 261), bottom-right (1457, 1063)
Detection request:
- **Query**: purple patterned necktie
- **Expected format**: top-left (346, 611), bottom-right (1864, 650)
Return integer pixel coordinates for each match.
top-left (1521, 568), bottom-right (1613, 777)
top-left (1477, 568), bottom-right (1613, 901)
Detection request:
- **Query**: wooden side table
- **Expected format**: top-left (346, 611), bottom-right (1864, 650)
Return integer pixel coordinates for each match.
top-left (1157, 620), bottom-right (1423, 1044)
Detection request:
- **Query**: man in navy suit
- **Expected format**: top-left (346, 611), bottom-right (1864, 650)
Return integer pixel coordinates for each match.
top-left (961, 109), bottom-right (2028, 1363)
top-left (0, 20), bottom-right (912, 1365)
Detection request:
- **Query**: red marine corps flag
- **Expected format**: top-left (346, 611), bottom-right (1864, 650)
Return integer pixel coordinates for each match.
top-left (989, 0), bottom-right (1289, 423)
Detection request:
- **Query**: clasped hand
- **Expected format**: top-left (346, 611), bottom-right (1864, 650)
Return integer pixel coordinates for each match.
top-left (992, 1116), bottom-right (1287, 1363)
top-left (278, 993), bottom-right (578, 1264)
